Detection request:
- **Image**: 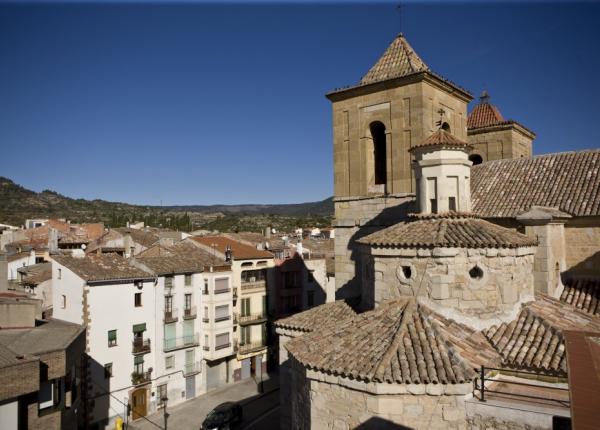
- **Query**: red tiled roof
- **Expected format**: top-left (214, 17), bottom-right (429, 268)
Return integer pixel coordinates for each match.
top-left (190, 236), bottom-right (273, 260)
top-left (471, 150), bottom-right (600, 217)
top-left (560, 278), bottom-right (600, 316)
top-left (409, 129), bottom-right (471, 152)
top-left (467, 102), bottom-right (505, 129)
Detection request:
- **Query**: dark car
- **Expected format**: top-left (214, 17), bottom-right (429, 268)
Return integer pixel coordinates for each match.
top-left (200, 402), bottom-right (243, 430)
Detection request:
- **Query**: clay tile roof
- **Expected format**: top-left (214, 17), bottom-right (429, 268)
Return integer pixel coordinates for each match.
top-left (0, 319), bottom-right (84, 356)
top-left (483, 295), bottom-right (600, 376)
top-left (471, 150), bottom-right (600, 217)
top-left (17, 262), bottom-right (51, 286)
top-left (360, 34), bottom-right (429, 85)
top-left (53, 254), bottom-right (153, 282)
top-left (274, 300), bottom-right (357, 332)
top-left (467, 101), bottom-right (505, 129)
top-left (358, 214), bottom-right (536, 249)
top-left (135, 256), bottom-right (205, 276)
top-left (190, 236), bottom-right (273, 260)
top-left (287, 299), bottom-right (480, 384)
top-left (560, 278), bottom-right (600, 316)
top-left (114, 227), bottom-right (160, 248)
top-left (409, 129), bottom-right (471, 152)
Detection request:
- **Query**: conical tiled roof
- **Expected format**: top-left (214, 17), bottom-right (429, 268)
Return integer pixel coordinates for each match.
top-left (286, 299), bottom-right (497, 384)
top-left (468, 101), bottom-right (505, 129)
top-left (360, 34), bottom-right (429, 86)
top-left (358, 214), bottom-right (537, 249)
top-left (409, 128), bottom-right (471, 152)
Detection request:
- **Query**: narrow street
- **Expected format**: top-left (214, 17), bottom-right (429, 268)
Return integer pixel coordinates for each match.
top-left (128, 376), bottom-right (279, 430)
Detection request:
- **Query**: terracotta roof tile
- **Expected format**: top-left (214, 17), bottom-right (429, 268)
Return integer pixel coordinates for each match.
top-left (409, 129), bottom-right (471, 152)
top-left (53, 254), bottom-right (153, 282)
top-left (360, 34), bottom-right (429, 86)
top-left (560, 278), bottom-right (600, 316)
top-left (287, 299), bottom-right (479, 384)
top-left (275, 300), bottom-right (356, 333)
top-left (17, 262), bottom-right (51, 286)
top-left (190, 236), bottom-right (273, 260)
top-left (471, 150), bottom-right (600, 217)
top-left (484, 295), bottom-right (600, 376)
top-left (358, 214), bottom-right (536, 249)
top-left (467, 102), bottom-right (505, 129)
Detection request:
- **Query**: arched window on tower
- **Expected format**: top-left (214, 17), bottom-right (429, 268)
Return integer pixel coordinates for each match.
top-left (370, 121), bottom-right (387, 186)
top-left (441, 122), bottom-right (450, 132)
top-left (469, 154), bottom-right (483, 165)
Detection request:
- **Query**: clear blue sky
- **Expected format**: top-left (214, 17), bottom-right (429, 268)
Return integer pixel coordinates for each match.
top-left (1, 1), bottom-right (599, 206)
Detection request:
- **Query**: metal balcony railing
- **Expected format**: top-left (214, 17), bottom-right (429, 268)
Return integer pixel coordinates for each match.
top-left (238, 313), bottom-right (267, 325)
top-left (238, 341), bottom-right (267, 355)
top-left (164, 307), bottom-right (178, 323)
top-left (163, 334), bottom-right (200, 352)
top-left (132, 338), bottom-right (151, 354)
top-left (240, 280), bottom-right (266, 291)
top-left (131, 370), bottom-right (152, 386)
top-left (183, 306), bottom-right (197, 320)
top-left (184, 361), bottom-right (202, 376)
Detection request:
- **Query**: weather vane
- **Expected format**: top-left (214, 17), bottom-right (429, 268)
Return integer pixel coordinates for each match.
top-left (435, 108), bottom-right (446, 129)
top-left (396, 1), bottom-right (403, 34)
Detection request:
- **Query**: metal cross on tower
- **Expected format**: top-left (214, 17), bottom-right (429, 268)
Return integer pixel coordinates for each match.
top-left (435, 108), bottom-right (446, 129)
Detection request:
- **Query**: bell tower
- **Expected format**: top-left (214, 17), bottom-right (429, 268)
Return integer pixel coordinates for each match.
top-left (328, 34), bottom-right (473, 299)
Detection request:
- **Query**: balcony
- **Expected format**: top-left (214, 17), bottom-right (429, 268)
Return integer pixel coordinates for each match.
top-left (183, 306), bottom-right (197, 320)
top-left (238, 341), bottom-right (267, 355)
top-left (131, 370), bottom-right (152, 386)
top-left (240, 281), bottom-right (266, 292)
top-left (164, 307), bottom-right (178, 323)
top-left (238, 313), bottom-right (267, 326)
top-left (163, 334), bottom-right (200, 352)
top-left (132, 338), bottom-right (151, 355)
top-left (184, 361), bottom-right (202, 376)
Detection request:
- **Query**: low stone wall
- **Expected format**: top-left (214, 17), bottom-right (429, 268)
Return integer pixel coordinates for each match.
top-left (467, 414), bottom-right (546, 430)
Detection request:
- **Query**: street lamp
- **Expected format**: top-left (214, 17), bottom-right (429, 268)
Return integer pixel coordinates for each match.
top-left (162, 395), bottom-right (169, 430)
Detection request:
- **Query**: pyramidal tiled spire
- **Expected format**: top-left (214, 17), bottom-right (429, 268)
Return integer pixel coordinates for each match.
top-left (360, 34), bottom-right (430, 85)
top-left (467, 91), bottom-right (505, 129)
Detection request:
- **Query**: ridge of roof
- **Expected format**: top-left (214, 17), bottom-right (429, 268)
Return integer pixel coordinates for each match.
top-left (274, 300), bottom-right (357, 332)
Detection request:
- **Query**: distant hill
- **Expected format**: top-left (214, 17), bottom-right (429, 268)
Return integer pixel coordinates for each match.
top-left (0, 177), bottom-right (333, 231)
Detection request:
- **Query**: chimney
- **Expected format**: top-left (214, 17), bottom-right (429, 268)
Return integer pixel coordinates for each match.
top-left (264, 227), bottom-right (271, 239)
top-left (224, 245), bottom-right (232, 262)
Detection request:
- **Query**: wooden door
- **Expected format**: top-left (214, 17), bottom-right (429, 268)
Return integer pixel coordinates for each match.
top-left (132, 388), bottom-right (147, 420)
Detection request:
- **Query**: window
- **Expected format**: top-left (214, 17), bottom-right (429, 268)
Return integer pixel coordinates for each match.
top-left (134, 292), bottom-right (142, 307)
top-left (134, 355), bottom-right (144, 374)
top-left (241, 298), bottom-right (251, 317)
top-left (214, 278), bottom-right (229, 293)
top-left (104, 363), bottom-right (113, 379)
top-left (61, 295), bottom-right (66, 309)
top-left (184, 293), bottom-right (192, 311)
top-left (370, 121), bottom-right (387, 186)
top-left (241, 270), bottom-right (265, 284)
top-left (262, 295), bottom-right (267, 317)
top-left (441, 122), bottom-right (450, 132)
top-left (427, 177), bottom-right (438, 213)
top-left (240, 326), bottom-right (250, 345)
top-left (215, 305), bottom-right (229, 321)
top-left (157, 384), bottom-right (168, 407)
top-left (203, 279), bottom-right (209, 294)
top-left (402, 266), bottom-right (412, 280)
top-left (165, 276), bottom-right (173, 289)
top-left (215, 333), bottom-right (230, 349)
top-left (164, 295), bottom-right (173, 312)
top-left (469, 266), bottom-right (484, 280)
top-left (58, 268), bottom-right (62, 280)
top-left (165, 355), bottom-right (174, 370)
top-left (39, 380), bottom-right (58, 410)
top-left (204, 334), bottom-right (209, 349)
top-left (185, 273), bottom-right (192, 286)
top-left (108, 330), bottom-right (117, 347)
top-left (307, 291), bottom-right (315, 307)
top-left (449, 197), bottom-right (457, 212)
top-left (469, 154), bottom-right (483, 165)
top-left (203, 306), bottom-right (209, 322)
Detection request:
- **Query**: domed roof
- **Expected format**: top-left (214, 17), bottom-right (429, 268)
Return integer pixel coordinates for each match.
top-left (358, 213), bottom-right (537, 249)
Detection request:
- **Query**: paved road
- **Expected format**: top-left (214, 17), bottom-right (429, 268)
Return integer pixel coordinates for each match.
top-left (128, 376), bottom-right (279, 430)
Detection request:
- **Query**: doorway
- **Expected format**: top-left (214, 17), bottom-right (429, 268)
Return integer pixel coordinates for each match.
top-left (131, 388), bottom-right (147, 420)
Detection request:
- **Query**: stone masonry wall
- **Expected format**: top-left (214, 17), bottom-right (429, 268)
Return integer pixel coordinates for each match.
top-left (334, 194), bottom-right (414, 301)
top-left (364, 246), bottom-right (535, 327)
top-left (304, 375), bottom-right (467, 430)
top-left (467, 414), bottom-right (545, 430)
top-left (564, 220), bottom-right (600, 277)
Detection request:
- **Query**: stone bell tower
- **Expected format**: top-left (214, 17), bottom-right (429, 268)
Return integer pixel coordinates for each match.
top-left (328, 34), bottom-right (473, 299)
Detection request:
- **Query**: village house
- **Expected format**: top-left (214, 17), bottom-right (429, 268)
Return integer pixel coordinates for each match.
top-left (0, 293), bottom-right (85, 430)
top-left (276, 33), bottom-right (600, 430)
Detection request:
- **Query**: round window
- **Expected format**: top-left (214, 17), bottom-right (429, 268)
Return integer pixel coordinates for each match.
top-left (469, 265), bottom-right (484, 280)
top-left (402, 266), bottom-right (412, 279)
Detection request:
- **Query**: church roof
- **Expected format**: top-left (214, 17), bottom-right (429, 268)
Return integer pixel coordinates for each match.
top-left (467, 99), bottom-right (505, 129)
top-left (471, 149), bottom-right (600, 217)
top-left (409, 129), bottom-right (471, 152)
top-left (560, 278), bottom-right (600, 316)
top-left (360, 34), bottom-right (429, 85)
top-left (274, 300), bottom-right (357, 333)
top-left (358, 214), bottom-right (536, 249)
top-left (484, 295), bottom-right (600, 376)
top-left (286, 298), bottom-right (496, 384)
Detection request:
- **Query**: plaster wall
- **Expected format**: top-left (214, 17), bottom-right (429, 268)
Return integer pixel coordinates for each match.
top-left (51, 261), bottom-right (85, 325)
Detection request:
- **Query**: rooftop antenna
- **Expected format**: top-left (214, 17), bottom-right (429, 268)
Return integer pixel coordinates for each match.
top-left (435, 108), bottom-right (446, 129)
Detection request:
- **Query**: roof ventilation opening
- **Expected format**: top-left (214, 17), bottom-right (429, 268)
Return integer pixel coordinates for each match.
top-left (469, 265), bottom-right (484, 280)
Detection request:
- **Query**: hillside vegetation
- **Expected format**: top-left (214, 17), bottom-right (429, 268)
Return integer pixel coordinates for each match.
top-left (0, 177), bottom-right (333, 232)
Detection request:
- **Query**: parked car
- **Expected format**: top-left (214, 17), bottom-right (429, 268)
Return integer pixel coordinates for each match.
top-left (200, 402), bottom-right (243, 430)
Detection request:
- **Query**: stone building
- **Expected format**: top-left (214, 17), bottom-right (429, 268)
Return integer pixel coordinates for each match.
top-left (277, 33), bottom-right (600, 430)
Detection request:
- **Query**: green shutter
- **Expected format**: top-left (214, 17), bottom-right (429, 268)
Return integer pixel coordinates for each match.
top-left (108, 330), bottom-right (117, 342)
top-left (134, 355), bottom-right (144, 365)
top-left (132, 323), bottom-right (146, 333)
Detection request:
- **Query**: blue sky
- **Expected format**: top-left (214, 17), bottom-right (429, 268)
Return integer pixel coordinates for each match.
top-left (1, 1), bottom-right (599, 206)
